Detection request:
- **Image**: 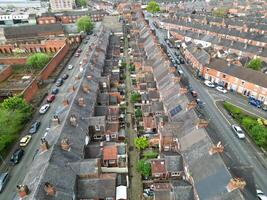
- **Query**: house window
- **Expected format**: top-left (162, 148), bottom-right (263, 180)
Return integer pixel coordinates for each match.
top-left (171, 172), bottom-right (180, 176)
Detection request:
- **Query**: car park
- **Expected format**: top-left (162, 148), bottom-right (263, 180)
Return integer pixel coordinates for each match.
top-left (62, 74), bottom-right (69, 80)
top-left (231, 125), bottom-right (245, 139)
top-left (0, 172), bottom-right (9, 192)
top-left (10, 148), bottom-right (24, 165)
top-left (29, 121), bottom-right (41, 134)
top-left (216, 86), bottom-right (227, 93)
top-left (39, 104), bottom-right (50, 114)
top-left (204, 80), bottom-right (215, 88)
top-left (51, 88), bottom-right (59, 95)
top-left (257, 189), bottom-right (267, 200)
top-left (20, 135), bottom-right (32, 147)
top-left (68, 64), bottom-right (74, 70)
top-left (55, 78), bottom-right (63, 87)
top-left (47, 94), bottom-right (56, 103)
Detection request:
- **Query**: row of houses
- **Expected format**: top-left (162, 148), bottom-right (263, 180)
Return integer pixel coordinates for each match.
top-left (15, 24), bottom-right (127, 200)
top-left (126, 7), bottom-right (258, 200)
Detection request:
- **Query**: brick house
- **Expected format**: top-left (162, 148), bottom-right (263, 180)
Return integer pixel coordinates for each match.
top-left (103, 145), bottom-right (118, 167)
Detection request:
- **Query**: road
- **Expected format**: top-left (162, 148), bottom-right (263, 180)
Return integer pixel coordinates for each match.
top-left (0, 33), bottom-right (98, 199)
top-left (148, 16), bottom-right (267, 193)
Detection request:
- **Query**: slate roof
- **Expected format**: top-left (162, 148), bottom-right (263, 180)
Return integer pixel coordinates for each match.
top-left (160, 151), bottom-right (183, 172)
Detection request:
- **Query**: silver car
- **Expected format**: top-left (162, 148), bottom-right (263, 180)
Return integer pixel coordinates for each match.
top-left (231, 125), bottom-right (245, 139)
top-left (0, 172), bottom-right (9, 192)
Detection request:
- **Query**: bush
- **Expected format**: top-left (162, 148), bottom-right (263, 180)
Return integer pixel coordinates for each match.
top-left (135, 108), bottom-right (142, 119)
top-left (136, 159), bottom-right (151, 177)
top-left (26, 53), bottom-right (50, 70)
top-left (130, 92), bottom-right (141, 103)
top-left (134, 136), bottom-right (149, 150)
top-left (143, 150), bottom-right (158, 159)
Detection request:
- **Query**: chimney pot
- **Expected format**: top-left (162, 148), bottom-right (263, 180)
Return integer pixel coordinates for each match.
top-left (209, 141), bottom-right (224, 155)
top-left (44, 182), bottom-right (56, 196)
top-left (61, 138), bottom-right (70, 151)
top-left (78, 97), bottom-right (86, 107)
top-left (186, 101), bottom-right (197, 110)
top-left (227, 178), bottom-right (246, 192)
top-left (196, 119), bottom-right (209, 129)
top-left (52, 115), bottom-right (60, 125)
top-left (63, 99), bottom-right (69, 107)
top-left (179, 87), bottom-right (188, 95)
top-left (68, 85), bottom-right (75, 93)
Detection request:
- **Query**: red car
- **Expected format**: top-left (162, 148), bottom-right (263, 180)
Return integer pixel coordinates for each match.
top-left (46, 94), bottom-right (55, 103)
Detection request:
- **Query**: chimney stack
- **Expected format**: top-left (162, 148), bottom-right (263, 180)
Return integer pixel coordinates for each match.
top-left (40, 138), bottom-right (49, 153)
top-left (168, 67), bottom-right (176, 73)
top-left (52, 115), bottom-right (60, 125)
top-left (179, 87), bottom-right (188, 95)
top-left (172, 76), bottom-right (181, 83)
top-left (186, 101), bottom-right (197, 111)
top-left (196, 119), bottom-right (209, 129)
top-left (69, 115), bottom-right (77, 126)
top-left (68, 85), bottom-right (76, 93)
top-left (87, 75), bottom-right (92, 80)
top-left (17, 185), bottom-right (30, 198)
top-left (78, 97), bottom-right (86, 107)
top-left (61, 138), bottom-right (70, 151)
top-left (209, 141), bottom-right (224, 155)
top-left (44, 182), bottom-right (56, 196)
top-left (75, 74), bottom-right (81, 80)
top-left (82, 84), bottom-right (90, 93)
top-left (63, 99), bottom-right (69, 107)
top-left (227, 178), bottom-right (246, 192)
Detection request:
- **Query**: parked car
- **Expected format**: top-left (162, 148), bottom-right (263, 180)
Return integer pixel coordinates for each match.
top-left (257, 189), bottom-right (267, 200)
top-left (20, 135), bottom-right (32, 147)
top-left (10, 148), bottom-right (24, 165)
top-left (55, 78), bottom-right (63, 87)
top-left (29, 121), bottom-right (41, 134)
top-left (39, 104), bottom-right (50, 114)
top-left (204, 80), bottom-right (215, 88)
top-left (77, 49), bottom-right (82, 53)
top-left (47, 94), bottom-right (56, 103)
top-left (231, 124), bottom-right (245, 139)
top-left (68, 64), bottom-right (74, 70)
top-left (248, 96), bottom-right (262, 108)
top-left (74, 53), bottom-right (80, 57)
top-left (196, 98), bottom-right (205, 108)
top-left (216, 86), bottom-right (227, 93)
top-left (62, 74), bottom-right (69, 80)
top-left (0, 172), bottom-right (9, 192)
top-left (51, 88), bottom-right (59, 95)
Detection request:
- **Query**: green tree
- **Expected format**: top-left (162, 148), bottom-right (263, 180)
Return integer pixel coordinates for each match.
top-left (135, 108), bottom-right (142, 118)
top-left (130, 92), bottom-right (141, 103)
top-left (76, 16), bottom-right (94, 34)
top-left (78, 0), bottom-right (87, 7)
top-left (143, 150), bottom-right (158, 159)
top-left (136, 159), bottom-right (151, 177)
top-left (26, 53), bottom-right (50, 70)
top-left (212, 8), bottom-right (228, 17)
top-left (1, 95), bottom-right (32, 115)
top-left (246, 58), bottom-right (262, 71)
top-left (146, 1), bottom-right (160, 14)
top-left (134, 136), bottom-right (149, 150)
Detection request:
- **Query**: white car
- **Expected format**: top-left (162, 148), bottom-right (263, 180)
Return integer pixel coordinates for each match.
top-left (257, 190), bottom-right (267, 200)
top-left (204, 80), bottom-right (215, 88)
top-left (216, 86), bottom-right (227, 93)
top-left (68, 64), bottom-right (73, 70)
top-left (39, 104), bottom-right (50, 114)
top-left (231, 124), bottom-right (245, 139)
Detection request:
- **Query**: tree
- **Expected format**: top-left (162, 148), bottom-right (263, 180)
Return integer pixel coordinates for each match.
top-left (135, 108), bottom-right (142, 118)
top-left (130, 92), bottom-right (141, 103)
top-left (1, 95), bottom-right (32, 114)
top-left (78, 0), bottom-right (87, 7)
top-left (26, 53), bottom-right (50, 70)
top-left (136, 159), bottom-right (151, 177)
top-left (246, 58), bottom-right (262, 71)
top-left (212, 8), bottom-right (228, 17)
top-left (76, 16), bottom-right (94, 34)
top-left (146, 1), bottom-right (160, 14)
top-left (143, 150), bottom-right (158, 159)
top-left (134, 136), bottom-right (149, 150)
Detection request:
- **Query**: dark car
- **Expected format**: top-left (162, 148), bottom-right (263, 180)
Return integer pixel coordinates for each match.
top-left (0, 172), bottom-right (9, 192)
top-left (51, 88), bottom-right (59, 95)
top-left (55, 78), bottom-right (63, 87)
top-left (180, 59), bottom-right (185, 64)
top-left (10, 148), bottom-right (24, 165)
top-left (77, 49), bottom-right (82, 53)
top-left (46, 94), bottom-right (56, 103)
top-left (62, 74), bottom-right (69, 80)
top-left (191, 90), bottom-right (197, 97)
top-left (29, 121), bottom-right (41, 134)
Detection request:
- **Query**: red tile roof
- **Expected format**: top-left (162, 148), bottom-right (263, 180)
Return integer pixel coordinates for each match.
top-left (151, 159), bottom-right (166, 174)
top-left (103, 145), bottom-right (117, 160)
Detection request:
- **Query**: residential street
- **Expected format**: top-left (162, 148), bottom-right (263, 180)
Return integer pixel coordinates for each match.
top-left (148, 17), bottom-right (267, 193)
top-left (0, 34), bottom-right (98, 200)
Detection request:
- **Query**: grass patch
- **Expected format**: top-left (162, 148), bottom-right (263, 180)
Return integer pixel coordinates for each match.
top-left (223, 101), bottom-right (267, 150)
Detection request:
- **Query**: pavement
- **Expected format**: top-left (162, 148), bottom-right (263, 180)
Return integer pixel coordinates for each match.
top-left (0, 30), bottom-right (99, 199)
top-left (147, 16), bottom-right (267, 193)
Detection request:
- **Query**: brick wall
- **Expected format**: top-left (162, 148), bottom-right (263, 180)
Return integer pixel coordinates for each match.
top-left (39, 44), bottom-right (69, 80)
top-left (0, 57), bottom-right (27, 65)
top-left (0, 65), bottom-right (12, 82)
top-left (22, 79), bottom-right (39, 103)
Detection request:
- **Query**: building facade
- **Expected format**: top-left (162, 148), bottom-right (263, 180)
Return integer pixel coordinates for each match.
top-left (49, 0), bottom-right (75, 11)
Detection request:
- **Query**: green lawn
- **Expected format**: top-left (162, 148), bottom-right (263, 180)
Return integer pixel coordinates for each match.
top-left (223, 102), bottom-right (267, 151)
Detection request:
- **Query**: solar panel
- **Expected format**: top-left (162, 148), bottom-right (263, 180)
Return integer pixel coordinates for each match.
top-left (169, 105), bottom-right (182, 117)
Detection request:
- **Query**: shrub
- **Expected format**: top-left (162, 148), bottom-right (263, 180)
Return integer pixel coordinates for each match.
top-left (136, 159), bottom-right (151, 177)
top-left (143, 150), bottom-right (158, 159)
